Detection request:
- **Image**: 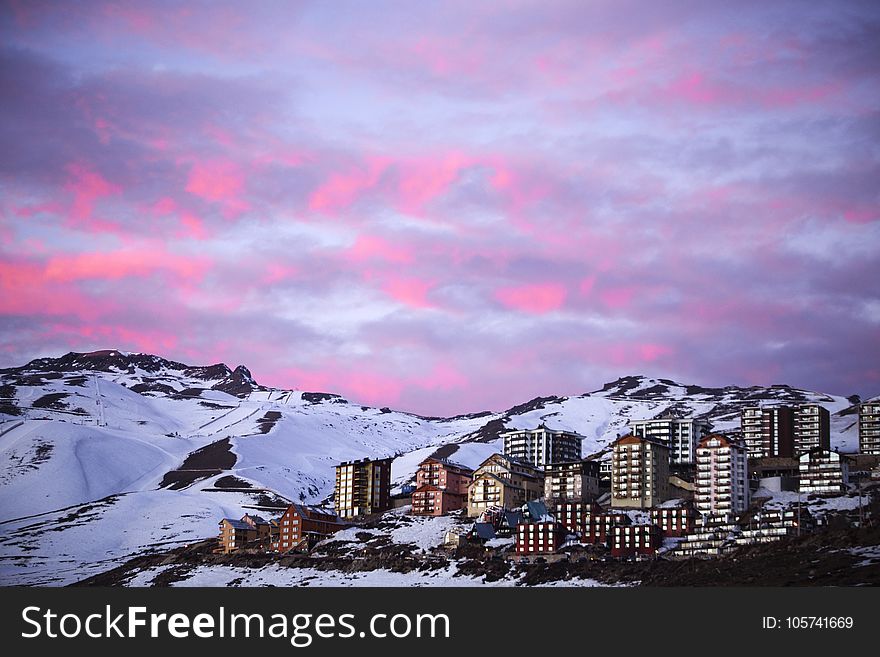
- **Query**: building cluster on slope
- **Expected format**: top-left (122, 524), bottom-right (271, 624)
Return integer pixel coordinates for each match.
top-left (216, 403), bottom-right (880, 559)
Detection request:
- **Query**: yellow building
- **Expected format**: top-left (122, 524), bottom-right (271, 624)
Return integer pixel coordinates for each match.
top-left (467, 453), bottom-right (544, 517)
top-left (334, 457), bottom-right (393, 518)
top-left (611, 434), bottom-right (671, 509)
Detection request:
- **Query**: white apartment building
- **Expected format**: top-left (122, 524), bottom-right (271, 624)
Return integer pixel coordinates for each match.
top-left (695, 435), bottom-right (750, 516)
top-left (628, 416), bottom-right (710, 464)
top-left (501, 425), bottom-right (583, 468)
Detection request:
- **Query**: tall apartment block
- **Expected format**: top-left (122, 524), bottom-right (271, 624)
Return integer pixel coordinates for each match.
top-left (793, 404), bottom-right (830, 455)
top-left (860, 400), bottom-right (880, 455)
top-left (501, 425), bottom-right (583, 468)
top-left (544, 459), bottom-right (600, 503)
top-left (694, 435), bottom-right (750, 517)
top-left (334, 457), bottom-right (393, 518)
top-left (628, 416), bottom-right (709, 464)
top-left (610, 434), bottom-right (671, 509)
top-left (741, 406), bottom-right (794, 459)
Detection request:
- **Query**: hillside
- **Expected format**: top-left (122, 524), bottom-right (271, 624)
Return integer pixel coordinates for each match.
top-left (0, 350), bottom-right (868, 585)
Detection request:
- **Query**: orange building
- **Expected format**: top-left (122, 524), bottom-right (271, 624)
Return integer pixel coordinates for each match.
top-left (411, 457), bottom-right (473, 516)
top-left (275, 504), bottom-right (347, 553)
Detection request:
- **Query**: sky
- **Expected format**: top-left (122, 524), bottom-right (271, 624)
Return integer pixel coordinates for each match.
top-left (1, 0), bottom-right (878, 415)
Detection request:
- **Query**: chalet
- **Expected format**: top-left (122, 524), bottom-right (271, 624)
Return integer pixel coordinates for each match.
top-left (610, 524), bottom-right (662, 559)
top-left (411, 457), bottom-right (473, 515)
top-left (467, 454), bottom-right (544, 517)
top-left (275, 504), bottom-right (347, 553)
top-left (217, 514), bottom-right (270, 554)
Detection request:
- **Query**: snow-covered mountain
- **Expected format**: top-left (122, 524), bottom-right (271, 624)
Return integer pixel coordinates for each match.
top-left (0, 350), bottom-right (866, 585)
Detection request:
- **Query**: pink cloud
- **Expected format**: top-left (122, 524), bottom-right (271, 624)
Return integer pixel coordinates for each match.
top-left (382, 277), bottom-right (435, 309)
top-left (64, 161), bottom-right (121, 224)
top-left (496, 283), bottom-right (567, 314)
top-left (638, 343), bottom-right (673, 362)
top-left (43, 248), bottom-right (210, 282)
top-left (309, 158), bottom-right (389, 213)
top-left (345, 234), bottom-right (414, 264)
top-left (599, 286), bottom-right (637, 309)
top-left (394, 152), bottom-right (469, 214)
top-left (185, 159), bottom-right (249, 216)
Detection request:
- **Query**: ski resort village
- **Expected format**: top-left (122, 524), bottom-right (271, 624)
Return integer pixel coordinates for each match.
top-left (1, 351), bottom-right (879, 586)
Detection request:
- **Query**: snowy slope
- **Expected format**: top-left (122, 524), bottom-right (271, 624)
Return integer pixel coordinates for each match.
top-left (0, 350), bottom-right (871, 585)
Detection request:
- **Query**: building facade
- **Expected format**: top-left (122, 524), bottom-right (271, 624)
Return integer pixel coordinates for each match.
top-left (275, 504), bottom-right (346, 553)
top-left (650, 504), bottom-right (697, 538)
top-left (610, 524), bottom-right (663, 559)
top-left (741, 406), bottom-right (794, 459)
top-left (544, 459), bottom-right (600, 503)
top-left (695, 435), bottom-right (750, 517)
top-left (610, 434), bottom-right (671, 509)
top-left (500, 425), bottom-right (582, 468)
top-left (334, 457), bottom-right (393, 518)
top-left (467, 453), bottom-right (544, 517)
top-left (860, 401), bottom-right (880, 455)
top-left (411, 457), bottom-right (473, 516)
top-left (798, 448), bottom-right (850, 496)
top-left (515, 522), bottom-right (566, 555)
top-left (217, 514), bottom-right (270, 554)
top-left (793, 404), bottom-right (830, 455)
top-left (553, 500), bottom-right (602, 534)
top-left (628, 416), bottom-right (710, 465)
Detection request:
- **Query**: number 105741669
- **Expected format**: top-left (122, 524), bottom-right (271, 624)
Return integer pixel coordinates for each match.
top-left (762, 617), bottom-right (854, 629)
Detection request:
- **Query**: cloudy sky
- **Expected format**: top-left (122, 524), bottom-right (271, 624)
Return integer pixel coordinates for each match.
top-left (1, 1), bottom-right (878, 414)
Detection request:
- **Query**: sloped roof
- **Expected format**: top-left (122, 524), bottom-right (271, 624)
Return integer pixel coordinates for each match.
top-left (220, 518), bottom-right (252, 531)
top-left (472, 523), bottom-right (497, 540)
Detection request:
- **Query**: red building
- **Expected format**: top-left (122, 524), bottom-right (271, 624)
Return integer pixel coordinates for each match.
top-left (650, 504), bottom-right (697, 538)
top-left (515, 522), bottom-right (566, 555)
top-left (610, 524), bottom-right (663, 558)
top-left (275, 504), bottom-right (347, 553)
top-left (554, 500), bottom-right (602, 534)
top-left (412, 457), bottom-right (473, 516)
top-left (583, 512), bottom-right (631, 545)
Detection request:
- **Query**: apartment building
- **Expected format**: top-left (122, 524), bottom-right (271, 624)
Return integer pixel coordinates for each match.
top-left (798, 448), bottom-right (850, 496)
top-left (501, 425), bottom-right (583, 468)
top-left (515, 522), bottom-right (566, 555)
top-left (650, 503), bottom-right (697, 538)
top-left (411, 457), bottom-right (473, 516)
top-left (793, 404), bottom-right (830, 455)
top-left (860, 400), bottom-right (880, 455)
top-left (334, 457), bottom-right (393, 518)
top-left (695, 435), bottom-right (750, 517)
top-left (610, 434), bottom-right (671, 509)
top-left (610, 524), bottom-right (663, 559)
top-left (674, 514), bottom-right (740, 558)
top-left (275, 504), bottom-right (346, 553)
top-left (544, 459), bottom-right (600, 503)
top-left (741, 406), bottom-right (794, 459)
top-left (628, 416), bottom-right (709, 465)
top-left (467, 453), bottom-right (545, 517)
top-left (554, 500), bottom-right (602, 534)
top-left (583, 512), bottom-right (632, 545)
